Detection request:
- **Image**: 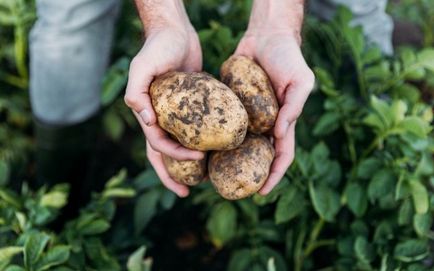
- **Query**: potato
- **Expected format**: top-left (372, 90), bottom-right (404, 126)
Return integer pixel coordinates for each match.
top-left (150, 72), bottom-right (248, 151)
top-left (208, 134), bottom-right (275, 200)
top-left (220, 55), bottom-right (279, 134)
top-left (162, 154), bottom-right (207, 186)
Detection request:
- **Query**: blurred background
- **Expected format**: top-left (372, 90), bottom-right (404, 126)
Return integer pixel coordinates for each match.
top-left (0, 0), bottom-right (433, 270)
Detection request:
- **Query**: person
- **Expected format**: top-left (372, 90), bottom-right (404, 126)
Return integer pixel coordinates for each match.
top-left (30, 0), bottom-right (393, 198)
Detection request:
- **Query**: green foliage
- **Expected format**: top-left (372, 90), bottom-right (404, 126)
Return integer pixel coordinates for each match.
top-left (0, 170), bottom-right (151, 271)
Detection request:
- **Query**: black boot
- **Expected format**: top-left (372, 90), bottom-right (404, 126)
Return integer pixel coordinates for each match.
top-left (34, 114), bottom-right (101, 218)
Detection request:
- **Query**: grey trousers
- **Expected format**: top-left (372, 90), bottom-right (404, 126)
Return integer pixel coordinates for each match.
top-left (29, 0), bottom-right (393, 125)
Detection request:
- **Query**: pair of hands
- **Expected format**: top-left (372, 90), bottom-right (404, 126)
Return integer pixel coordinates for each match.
top-left (124, 23), bottom-right (314, 198)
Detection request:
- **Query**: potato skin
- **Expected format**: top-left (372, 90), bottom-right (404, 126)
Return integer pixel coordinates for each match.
top-left (208, 134), bottom-right (275, 200)
top-left (150, 72), bottom-right (248, 151)
top-left (220, 55), bottom-right (279, 134)
top-left (162, 154), bottom-right (207, 186)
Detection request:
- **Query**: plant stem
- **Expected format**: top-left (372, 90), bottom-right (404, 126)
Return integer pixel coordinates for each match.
top-left (343, 122), bottom-right (357, 164)
top-left (361, 136), bottom-right (382, 159)
top-left (294, 227), bottom-right (306, 271)
top-left (303, 218), bottom-right (325, 257)
top-left (304, 239), bottom-right (335, 256)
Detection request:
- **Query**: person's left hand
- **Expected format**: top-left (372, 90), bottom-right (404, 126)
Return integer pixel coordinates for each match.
top-left (234, 30), bottom-right (315, 195)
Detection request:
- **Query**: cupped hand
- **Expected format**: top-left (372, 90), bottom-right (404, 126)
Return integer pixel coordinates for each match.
top-left (125, 26), bottom-right (204, 197)
top-left (235, 30), bottom-right (315, 195)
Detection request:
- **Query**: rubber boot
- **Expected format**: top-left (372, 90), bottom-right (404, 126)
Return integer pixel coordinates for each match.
top-left (34, 114), bottom-right (100, 219)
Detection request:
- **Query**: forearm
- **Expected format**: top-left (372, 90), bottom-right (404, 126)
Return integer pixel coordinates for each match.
top-left (134, 0), bottom-right (192, 36)
top-left (247, 0), bottom-right (304, 43)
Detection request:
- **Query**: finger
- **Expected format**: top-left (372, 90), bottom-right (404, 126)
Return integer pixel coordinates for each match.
top-left (259, 122), bottom-right (296, 195)
top-left (147, 141), bottom-right (190, 197)
top-left (124, 57), bottom-right (157, 126)
top-left (134, 112), bottom-right (205, 161)
top-left (274, 75), bottom-right (314, 139)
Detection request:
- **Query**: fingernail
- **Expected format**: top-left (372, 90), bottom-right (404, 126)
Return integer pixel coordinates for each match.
top-left (139, 109), bottom-right (151, 126)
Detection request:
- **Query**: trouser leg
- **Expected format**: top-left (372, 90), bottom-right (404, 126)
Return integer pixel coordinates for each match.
top-left (30, 0), bottom-right (120, 211)
top-left (309, 0), bottom-right (394, 55)
top-left (30, 0), bottom-right (120, 125)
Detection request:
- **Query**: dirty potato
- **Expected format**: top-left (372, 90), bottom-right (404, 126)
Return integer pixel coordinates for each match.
top-left (220, 55), bottom-right (279, 134)
top-left (162, 154), bottom-right (207, 186)
top-left (208, 134), bottom-right (275, 200)
top-left (150, 72), bottom-right (248, 151)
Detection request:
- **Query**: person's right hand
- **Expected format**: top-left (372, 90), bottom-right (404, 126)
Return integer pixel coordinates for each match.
top-left (124, 24), bottom-right (204, 198)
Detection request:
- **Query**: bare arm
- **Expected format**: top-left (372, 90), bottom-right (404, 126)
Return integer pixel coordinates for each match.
top-left (246, 0), bottom-right (304, 44)
top-left (125, 0), bottom-right (204, 197)
top-left (236, 0), bottom-right (314, 195)
top-left (134, 0), bottom-right (193, 36)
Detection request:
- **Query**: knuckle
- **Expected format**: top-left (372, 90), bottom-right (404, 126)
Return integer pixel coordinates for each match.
top-left (123, 94), bottom-right (138, 109)
top-left (303, 70), bottom-right (315, 91)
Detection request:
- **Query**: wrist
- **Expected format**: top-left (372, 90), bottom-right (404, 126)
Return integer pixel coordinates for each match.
top-left (136, 0), bottom-right (193, 37)
top-left (246, 0), bottom-right (304, 44)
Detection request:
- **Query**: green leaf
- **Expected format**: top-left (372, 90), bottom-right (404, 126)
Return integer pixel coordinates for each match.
top-left (24, 232), bottom-right (50, 269)
top-left (228, 249), bottom-right (252, 271)
top-left (354, 236), bottom-right (375, 263)
top-left (267, 258), bottom-right (276, 271)
top-left (106, 169), bottom-right (127, 188)
top-left (390, 100), bottom-right (408, 124)
top-left (159, 190), bottom-right (176, 210)
top-left (237, 199), bottom-right (259, 224)
top-left (255, 221), bottom-right (281, 242)
top-left (410, 181), bottom-right (429, 214)
top-left (413, 213), bottom-right (432, 237)
top-left (133, 170), bottom-right (160, 190)
top-left (344, 183), bottom-right (367, 217)
top-left (103, 110), bottom-right (125, 142)
top-left (311, 142), bottom-right (329, 161)
top-left (79, 219), bottom-right (110, 235)
top-left (5, 266), bottom-right (25, 271)
top-left (417, 48), bottom-right (434, 72)
top-left (364, 61), bottom-right (391, 80)
top-left (134, 189), bottom-right (161, 235)
top-left (309, 182), bottom-right (340, 222)
top-left (34, 245), bottom-right (70, 271)
top-left (398, 116), bottom-right (430, 138)
top-left (275, 186), bottom-right (305, 224)
top-left (398, 199), bottom-right (414, 226)
top-left (313, 112), bottom-right (340, 136)
top-left (394, 239), bottom-right (429, 262)
top-left (102, 188), bottom-right (136, 199)
top-left (370, 96), bottom-right (393, 129)
top-left (101, 57), bottom-right (129, 106)
top-left (0, 189), bottom-right (21, 208)
top-left (356, 158), bottom-right (381, 179)
top-left (373, 221), bottom-right (394, 244)
top-left (367, 169), bottom-right (395, 203)
top-left (314, 67), bottom-right (334, 88)
top-left (363, 113), bottom-right (385, 132)
top-left (363, 47), bottom-right (382, 64)
top-left (127, 246), bottom-right (148, 271)
top-left (0, 160), bottom-right (10, 186)
top-left (393, 84), bottom-right (421, 103)
top-left (206, 202), bottom-right (237, 248)
top-left (0, 246), bottom-right (22, 268)
top-left (258, 246), bottom-right (287, 271)
top-left (40, 191), bottom-right (67, 209)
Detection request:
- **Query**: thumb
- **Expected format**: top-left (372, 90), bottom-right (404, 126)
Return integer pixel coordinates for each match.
top-left (124, 58), bottom-right (157, 126)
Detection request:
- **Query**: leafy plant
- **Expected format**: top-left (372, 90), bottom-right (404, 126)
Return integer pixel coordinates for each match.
top-left (0, 170), bottom-right (152, 271)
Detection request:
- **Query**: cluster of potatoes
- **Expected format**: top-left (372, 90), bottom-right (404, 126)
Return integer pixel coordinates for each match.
top-left (150, 56), bottom-right (279, 200)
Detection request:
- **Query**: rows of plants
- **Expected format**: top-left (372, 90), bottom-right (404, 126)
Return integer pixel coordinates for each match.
top-left (1, 0), bottom-right (433, 270)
